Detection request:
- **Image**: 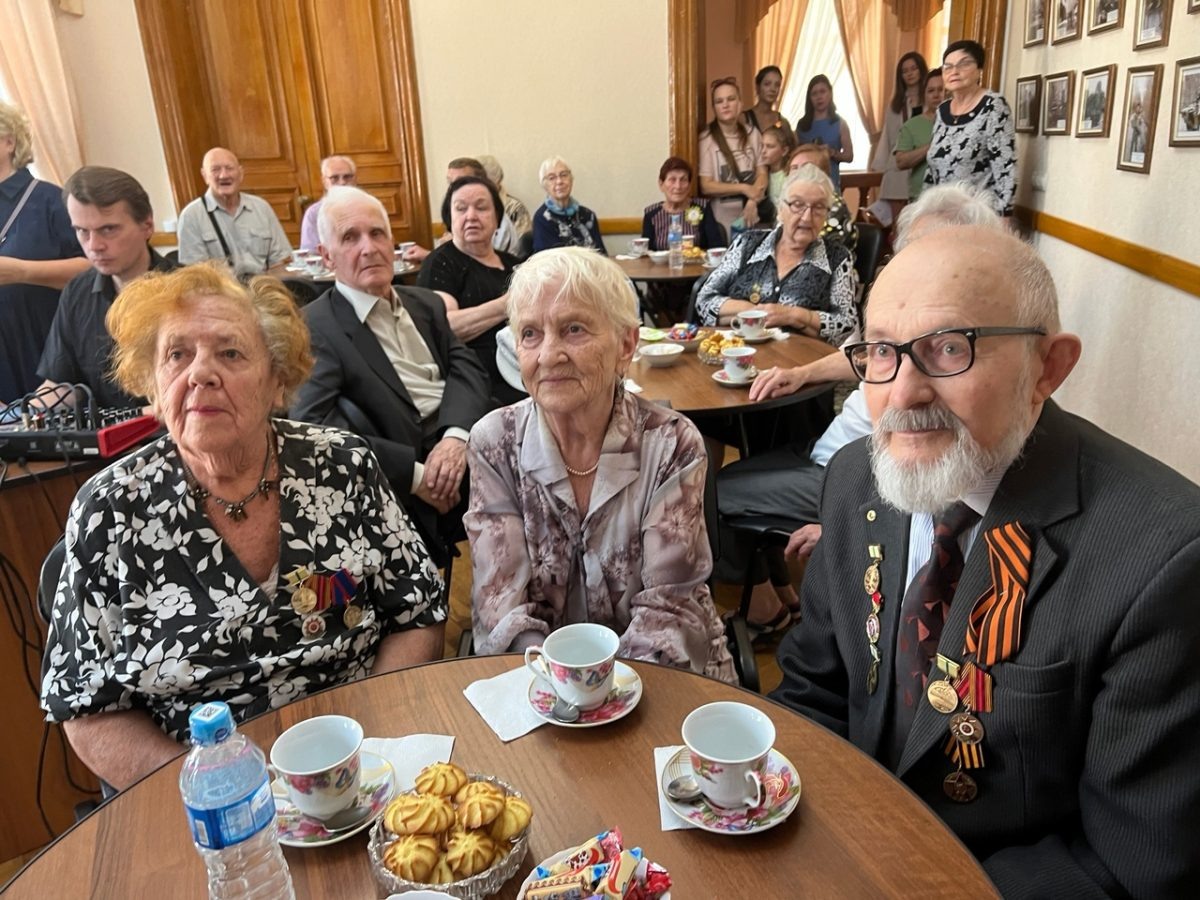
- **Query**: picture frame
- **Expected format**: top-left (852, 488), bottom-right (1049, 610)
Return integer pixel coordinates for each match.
top-left (1132, 0), bottom-right (1172, 49)
top-left (1190, 0), bottom-right (1199, 13)
top-left (1043, 71), bottom-right (1076, 135)
top-left (1077, 65), bottom-right (1117, 137)
top-left (1016, 77), bottom-right (1043, 134)
top-left (1087, 0), bottom-right (1125, 33)
top-left (1053, 0), bottom-right (1084, 42)
top-left (1169, 56), bottom-right (1200, 146)
top-left (1025, 0), bottom-right (1049, 46)
top-left (1118, 65), bottom-right (1163, 172)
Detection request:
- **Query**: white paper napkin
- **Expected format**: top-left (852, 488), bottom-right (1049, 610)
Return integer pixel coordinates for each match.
top-left (362, 734), bottom-right (455, 791)
top-left (772, 329), bottom-right (791, 341)
top-left (463, 665), bottom-right (547, 742)
top-left (624, 378), bottom-right (644, 394)
top-left (654, 745), bottom-right (696, 831)
top-left (615, 253), bottom-right (638, 260)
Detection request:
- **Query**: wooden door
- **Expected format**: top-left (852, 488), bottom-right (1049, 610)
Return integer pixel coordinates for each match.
top-left (135, 0), bottom-right (431, 246)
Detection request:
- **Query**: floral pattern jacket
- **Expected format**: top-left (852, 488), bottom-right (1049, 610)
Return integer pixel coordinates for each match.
top-left (41, 419), bottom-right (445, 740)
top-left (465, 396), bottom-right (735, 682)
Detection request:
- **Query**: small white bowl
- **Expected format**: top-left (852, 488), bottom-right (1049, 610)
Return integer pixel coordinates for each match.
top-left (640, 343), bottom-right (685, 367)
top-left (648, 250), bottom-right (670, 266)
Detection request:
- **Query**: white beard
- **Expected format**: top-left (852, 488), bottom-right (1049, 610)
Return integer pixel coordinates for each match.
top-left (869, 402), bottom-right (1030, 515)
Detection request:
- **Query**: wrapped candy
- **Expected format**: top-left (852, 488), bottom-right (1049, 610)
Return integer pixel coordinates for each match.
top-left (534, 829), bottom-right (669, 900)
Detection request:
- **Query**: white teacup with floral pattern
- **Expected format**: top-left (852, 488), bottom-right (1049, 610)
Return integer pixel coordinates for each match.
top-left (269, 714), bottom-right (363, 820)
top-left (682, 702), bottom-right (776, 809)
top-left (524, 623), bottom-right (620, 711)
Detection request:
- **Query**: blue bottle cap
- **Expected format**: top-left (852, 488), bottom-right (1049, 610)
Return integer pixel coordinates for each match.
top-left (189, 701), bottom-right (236, 745)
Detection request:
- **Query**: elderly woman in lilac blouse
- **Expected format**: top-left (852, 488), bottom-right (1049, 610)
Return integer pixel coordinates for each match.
top-left (464, 247), bottom-right (734, 681)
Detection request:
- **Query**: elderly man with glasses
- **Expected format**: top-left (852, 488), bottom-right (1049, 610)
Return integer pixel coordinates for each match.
top-left (770, 225), bottom-right (1200, 898)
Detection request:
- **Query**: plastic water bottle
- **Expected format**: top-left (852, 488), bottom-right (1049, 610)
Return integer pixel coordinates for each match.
top-left (668, 213), bottom-right (684, 271)
top-left (180, 702), bottom-right (295, 900)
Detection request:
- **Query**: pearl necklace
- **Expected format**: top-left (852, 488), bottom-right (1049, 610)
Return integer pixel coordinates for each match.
top-left (564, 460), bottom-right (599, 478)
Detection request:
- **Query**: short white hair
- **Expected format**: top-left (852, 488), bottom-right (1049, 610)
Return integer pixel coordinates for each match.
top-left (477, 154), bottom-right (504, 185)
top-left (538, 156), bottom-right (571, 184)
top-left (507, 247), bottom-right (639, 334)
top-left (320, 155), bottom-right (356, 175)
top-left (894, 183), bottom-right (1000, 250)
top-left (782, 164), bottom-right (836, 208)
top-left (317, 186), bottom-right (390, 248)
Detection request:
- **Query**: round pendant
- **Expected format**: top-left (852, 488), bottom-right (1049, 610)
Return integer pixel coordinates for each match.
top-left (863, 564), bottom-right (880, 595)
top-left (300, 612), bottom-right (326, 639)
top-left (865, 612), bottom-right (881, 643)
top-left (291, 587), bottom-right (318, 615)
top-left (949, 712), bottom-right (985, 745)
top-left (342, 604), bottom-right (364, 628)
top-left (926, 679), bottom-right (959, 714)
top-left (943, 770), bottom-right (978, 803)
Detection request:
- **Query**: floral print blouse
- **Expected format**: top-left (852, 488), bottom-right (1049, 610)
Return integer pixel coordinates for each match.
top-left (41, 419), bottom-right (445, 741)
top-left (465, 396), bottom-right (735, 682)
top-left (694, 227), bottom-right (858, 343)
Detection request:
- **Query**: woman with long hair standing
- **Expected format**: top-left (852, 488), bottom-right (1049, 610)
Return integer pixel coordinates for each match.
top-left (867, 52), bottom-right (928, 225)
top-left (794, 75), bottom-right (853, 192)
top-left (745, 66), bottom-right (796, 144)
top-left (698, 77), bottom-right (767, 242)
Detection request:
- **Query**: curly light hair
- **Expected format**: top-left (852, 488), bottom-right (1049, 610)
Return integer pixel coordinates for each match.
top-left (106, 262), bottom-right (313, 404)
top-left (0, 102), bottom-right (35, 169)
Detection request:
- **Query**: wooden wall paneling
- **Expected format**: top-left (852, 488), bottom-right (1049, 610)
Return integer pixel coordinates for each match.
top-left (669, 0), bottom-right (704, 170)
top-left (135, 0), bottom-right (218, 214)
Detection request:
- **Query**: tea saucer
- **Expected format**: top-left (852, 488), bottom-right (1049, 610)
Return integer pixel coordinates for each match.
top-left (712, 368), bottom-right (758, 387)
top-left (660, 746), bottom-right (801, 835)
top-left (272, 750), bottom-right (395, 847)
top-left (738, 328), bottom-right (784, 344)
top-left (527, 661), bottom-right (642, 728)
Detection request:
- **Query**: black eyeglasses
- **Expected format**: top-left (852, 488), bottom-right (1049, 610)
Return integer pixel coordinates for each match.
top-left (843, 326), bottom-right (1047, 384)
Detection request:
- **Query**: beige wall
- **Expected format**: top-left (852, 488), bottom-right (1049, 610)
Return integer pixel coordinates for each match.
top-left (53, 2), bottom-right (175, 228)
top-left (1003, 3), bottom-right (1200, 483)
top-left (408, 0), bottom-right (670, 238)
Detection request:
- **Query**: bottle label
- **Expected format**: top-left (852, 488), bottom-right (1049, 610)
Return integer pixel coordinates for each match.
top-left (185, 776), bottom-right (275, 850)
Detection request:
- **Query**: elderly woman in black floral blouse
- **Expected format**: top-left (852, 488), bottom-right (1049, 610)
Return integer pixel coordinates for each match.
top-left (695, 165), bottom-right (857, 344)
top-left (40, 262), bottom-right (445, 788)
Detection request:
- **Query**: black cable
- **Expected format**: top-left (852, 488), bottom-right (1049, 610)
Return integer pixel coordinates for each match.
top-left (0, 553), bottom-right (44, 696)
top-left (35, 723), bottom-right (55, 841)
top-left (17, 459), bottom-right (66, 532)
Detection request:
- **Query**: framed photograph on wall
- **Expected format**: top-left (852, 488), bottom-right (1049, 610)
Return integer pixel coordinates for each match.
top-left (1087, 0), bottom-right (1125, 33)
top-left (1053, 0), bottom-right (1084, 42)
top-left (1132, 0), bottom-right (1172, 49)
top-left (1025, 0), bottom-right (1049, 45)
top-left (1169, 56), bottom-right (1200, 146)
top-left (1078, 66), bottom-right (1117, 137)
top-left (1118, 65), bottom-right (1163, 172)
top-left (1016, 77), bottom-right (1043, 133)
top-left (1043, 71), bottom-right (1076, 135)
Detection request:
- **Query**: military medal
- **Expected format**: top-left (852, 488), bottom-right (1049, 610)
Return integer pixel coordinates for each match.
top-left (949, 712), bottom-right (985, 745)
top-left (291, 587), bottom-right (317, 615)
top-left (863, 544), bottom-right (884, 694)
top-left (301, 613), bottom-right (326, 639)
top-left (342, 604), bottom-right (364, 628)
top-left (943, 769), bottom-right (978, 803)
top-left (926, 679), bottom-right (959, 714)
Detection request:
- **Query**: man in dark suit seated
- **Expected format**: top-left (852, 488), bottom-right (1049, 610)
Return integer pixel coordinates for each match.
top-left (771, 225), bottom-right (1200, 898)
top-left (291, 186), bottom-right (490, 560)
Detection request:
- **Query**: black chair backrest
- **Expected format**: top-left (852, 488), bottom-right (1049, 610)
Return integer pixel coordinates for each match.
top-left (38, 535), bottom-right (67, 625)
top-left (281, 277), bottom-right (323, 307)
top-left (515, 230), bottom-right (534, 261)
top-left (853, 223), bottom-right (884, 292)
top-left (685, 271), bottom-right (711, 325)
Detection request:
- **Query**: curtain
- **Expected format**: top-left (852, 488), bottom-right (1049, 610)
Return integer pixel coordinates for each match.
top-left (885, 0), bottom-right (943, 31)
top-left (752, 0), bottom-right (811, 102)
top-left (736, 0), bottom-right (783, 42)
top-left (832, 0), bottom-right (905, 155)
top-left (0, 0), bottom-right (84, 184)
top-left (779, 0), bottom-right (850, 121)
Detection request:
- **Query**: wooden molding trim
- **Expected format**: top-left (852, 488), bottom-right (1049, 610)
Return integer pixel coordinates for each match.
top-left (668, 0), bottom-right (702, 169)
top-left (1016, 205), bottom-right (1200, 300)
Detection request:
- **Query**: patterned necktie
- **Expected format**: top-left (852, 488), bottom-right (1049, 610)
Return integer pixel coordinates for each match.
top-left (891, 502), bottom-right (981, 753)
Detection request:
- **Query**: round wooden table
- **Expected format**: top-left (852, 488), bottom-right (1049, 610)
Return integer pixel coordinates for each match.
top-left (632, 333), bottom-right (837, 417)
top-left (3, 657), bottom-right (996, 899)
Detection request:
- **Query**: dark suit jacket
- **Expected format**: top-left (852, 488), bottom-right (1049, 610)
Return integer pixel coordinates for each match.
top-left (291, 285), bottom-right (489, 540)
top-left (771, 400), bottom-right (1200, 899)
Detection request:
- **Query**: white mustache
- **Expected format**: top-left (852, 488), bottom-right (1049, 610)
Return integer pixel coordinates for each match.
top-left (876, 404), bottom-right (962, 434)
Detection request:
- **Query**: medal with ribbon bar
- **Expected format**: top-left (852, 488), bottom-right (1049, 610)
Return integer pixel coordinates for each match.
top-left (863, 544), bottom-right (884, 694)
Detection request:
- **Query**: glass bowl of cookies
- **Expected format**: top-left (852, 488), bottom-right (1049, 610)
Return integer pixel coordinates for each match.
top-left (369, 763), bottom-right (532, 899)
top-left (697, 331), bottom-right (745, 365)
